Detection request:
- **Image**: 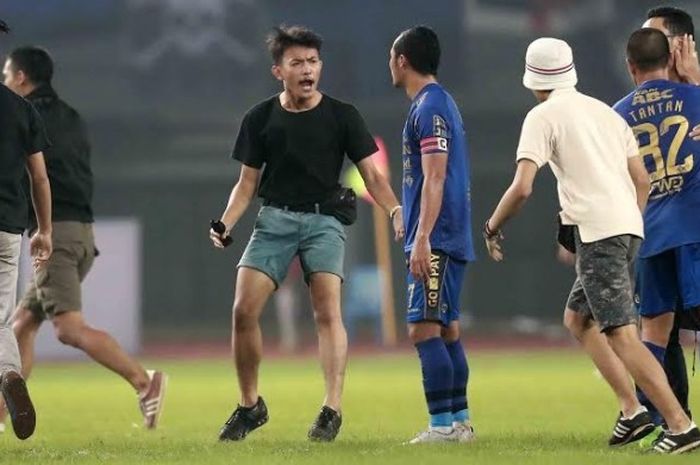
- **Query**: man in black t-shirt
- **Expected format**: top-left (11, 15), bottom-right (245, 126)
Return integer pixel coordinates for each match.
top-left (0, 46), bottom-right (167, 431)
top-left (0, 20), bottom-right (52, 441)
top-left (210, 25), bottom-right (404, 442)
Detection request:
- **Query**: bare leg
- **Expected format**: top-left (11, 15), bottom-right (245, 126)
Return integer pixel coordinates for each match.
top-left (606, 325), bottom-right (692, 434)
top-left (12, 309), bottom-right (42, 380)
top-left (308, 273), bottom-right (346, 411)
top-left (563, 309), bottom-right (640, 416)
top-left (233, 267), bottom-right (275, 407)
top-left (408, 321), bottom-right (442, 344)
top-left (641, 313), bottom-right (674, 348)
top-left (441, 321), bottom-right (460, 344)
top-left (51, 311), bottom-right (150, 392)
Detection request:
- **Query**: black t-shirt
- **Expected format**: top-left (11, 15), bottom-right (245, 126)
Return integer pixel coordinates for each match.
top-left (25, 85), bottom-right (94, 228)
top-left (0, 84), bottom-right (50, 234)
top-left (232, 94), bottom-right (378, 204)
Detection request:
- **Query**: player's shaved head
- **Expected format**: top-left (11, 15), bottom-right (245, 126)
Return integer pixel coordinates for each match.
top-left (647, 6), bottom-right (694, 37)
top-left (626, 28), bottom-right (670, 72)
top-left (392, 26), bottom-right (440, 76)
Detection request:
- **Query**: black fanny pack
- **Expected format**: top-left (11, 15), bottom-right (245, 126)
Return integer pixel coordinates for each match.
top-left (320, 187), bottom-right (357, 225)
top-left (264, 187), bottom-right (357, 226)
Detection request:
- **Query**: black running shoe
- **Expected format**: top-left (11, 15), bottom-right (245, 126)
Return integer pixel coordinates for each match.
top-left (608, 409), bottom-right (656, 446)
top-left (218, 397), bottom-right (268, 441)
top-left (653, 425), bottom-right (700, 454)
top-left (0, 371), bottom-right (35, 440)
top-left (308, 406), bottom-right (342, 442)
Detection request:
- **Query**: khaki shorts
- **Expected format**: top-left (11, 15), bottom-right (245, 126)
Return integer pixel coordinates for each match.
top-left (21, 222), bottom-right (95, 320)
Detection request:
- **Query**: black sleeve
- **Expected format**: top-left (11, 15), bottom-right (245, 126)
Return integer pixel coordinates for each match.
top-left (24, 102), bottom-right (50, 156)
top-left (231, 110), bottom-right (265, 169)
top-left (343, 104), bottom-right (378, 164)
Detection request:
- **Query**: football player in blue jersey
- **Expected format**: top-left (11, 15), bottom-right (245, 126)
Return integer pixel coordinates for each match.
top-left (389, 25), bottom-right (476, 444)
top-left (613, 26), bottom-right (700, 444)
top-left (641, 7), bottom-right (700, 429)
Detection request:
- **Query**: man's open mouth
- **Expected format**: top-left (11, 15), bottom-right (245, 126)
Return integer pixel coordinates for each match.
top-left (299, 79), bottom-right (314, 90)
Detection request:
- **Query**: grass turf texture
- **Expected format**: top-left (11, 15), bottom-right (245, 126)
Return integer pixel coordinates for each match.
top-left (2, 350), bottom-right (698, 464)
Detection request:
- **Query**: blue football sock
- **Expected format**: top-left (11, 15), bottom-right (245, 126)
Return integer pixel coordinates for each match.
top-left (636, 341), bottom-right (666, 425)
top-left (415, 337), bottom-right (454, 428)
top-left (445, 340), bottom-right (469, 423)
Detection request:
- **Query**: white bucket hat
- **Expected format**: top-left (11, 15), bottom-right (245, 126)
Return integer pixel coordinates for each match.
top-left (523, 37), bottom-right (578, 90)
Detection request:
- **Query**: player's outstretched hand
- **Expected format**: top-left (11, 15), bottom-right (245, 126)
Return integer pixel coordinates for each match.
top-left (690, 123), bottom-right (700, 141)
top-left (674, 34), bottom-right (700, 85)
top-left (392, 208), bottom-right (405, 241)
top-left (30, 231), bottom-right (52, 269)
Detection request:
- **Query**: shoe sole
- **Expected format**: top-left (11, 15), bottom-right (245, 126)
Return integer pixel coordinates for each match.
top-left (610, 423), bottom-right (656, 447)
top-left (1, 372), bottom-right (35, 440)
top-left (146, 373), bottom-right (168, 430)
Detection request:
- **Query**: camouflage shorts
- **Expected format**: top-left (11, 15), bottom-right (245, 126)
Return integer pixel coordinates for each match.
top-left (566, 227), bottom-right (640, 332)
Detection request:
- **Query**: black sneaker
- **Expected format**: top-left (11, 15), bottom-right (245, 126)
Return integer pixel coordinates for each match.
top-left (608, 409), bottom-right (656, 446)
top-left (308, 406), bottom-right (342, 442)
top-left (0, 371), bottom-right (35, 440)
top-left (218, 397), bottom-right (268, 441)
top-left (653, 425), bottom-right (700, 454)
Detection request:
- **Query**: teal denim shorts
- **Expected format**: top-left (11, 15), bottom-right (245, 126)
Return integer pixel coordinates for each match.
top-left (238, 206), bottom-right (347, 287)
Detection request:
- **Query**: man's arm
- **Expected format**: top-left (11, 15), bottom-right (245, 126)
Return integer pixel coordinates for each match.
top-left (410, 152), bottom-right (447, 279)
top-left (355, 157), bottom-right (404, 240)
top-left (627, 155), bottom-right (651, 212)
top-left (484, 159), bottom-right (539, 261)
top-left (26, 151), bottom-right (52, 264)
top-left (210, 165), bottom-right (260, 248)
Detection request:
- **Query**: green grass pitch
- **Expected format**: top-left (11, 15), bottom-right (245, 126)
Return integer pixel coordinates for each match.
top-left (2, 350), bottom-right (698, 464)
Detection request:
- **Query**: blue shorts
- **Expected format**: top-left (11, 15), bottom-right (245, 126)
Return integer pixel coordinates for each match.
top-left (636, 243), bottom-right (700, 319)
top-left (406, 250), bottom-right (467, 326)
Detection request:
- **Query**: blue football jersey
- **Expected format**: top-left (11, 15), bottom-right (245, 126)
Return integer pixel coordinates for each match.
top-left (613, 79), bottom-right (700, 258)
top-left (401, 83), bottom-right (475, 262)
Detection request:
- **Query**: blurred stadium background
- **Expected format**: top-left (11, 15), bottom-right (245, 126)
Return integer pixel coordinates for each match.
top-left (3, 0), bottom-right (700, 356)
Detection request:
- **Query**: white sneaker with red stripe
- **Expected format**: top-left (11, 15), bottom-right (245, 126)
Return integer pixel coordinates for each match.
top-left (138, 370), bottom-right (168, 429)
